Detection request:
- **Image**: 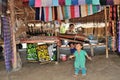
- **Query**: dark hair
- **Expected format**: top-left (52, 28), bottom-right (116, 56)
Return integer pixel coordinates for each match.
top-left (69, 24), bottom-right (74, 27)
top-left (68, 42), bottom-right (75, 46)
top-left (75, 42), bottom-right (83, 46)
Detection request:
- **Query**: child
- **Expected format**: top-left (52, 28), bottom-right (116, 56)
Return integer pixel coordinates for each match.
top-left (69, 42), bottom-right (92, 78)
top-left (68, 42), bottom-right (76, 55)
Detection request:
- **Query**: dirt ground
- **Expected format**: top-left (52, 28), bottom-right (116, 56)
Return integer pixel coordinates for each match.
top-left (0, 54), bottom-right (120, 80)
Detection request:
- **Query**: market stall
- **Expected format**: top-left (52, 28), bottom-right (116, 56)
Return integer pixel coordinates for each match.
top-left (1, 0), bottom-right (120, 71)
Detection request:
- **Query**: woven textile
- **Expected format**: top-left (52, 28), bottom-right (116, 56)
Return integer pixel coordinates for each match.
top-left (2, 16), bottom-right (12, 72)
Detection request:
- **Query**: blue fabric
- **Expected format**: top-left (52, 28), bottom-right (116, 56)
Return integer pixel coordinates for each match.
top-left (52, 0), bottom-right (59, 6)
top-left (85, 0), bottom-right (92, 4)
top-left (41, 7), bottom-right (44, 21)
top-left (2, 16), bottom-right (12, 72)
top-left (29, 0), bottom-right (35, 7)
top-left (35, 8), bottom-right (40, 20)
top-left (81, 68), bottom-right (86, 75)
top-left (71, 0), bottom-right (78, 5)
top-left (75, 67), bottom-right (86, 75)
top-left (70, 48), bottom-right (76, 54)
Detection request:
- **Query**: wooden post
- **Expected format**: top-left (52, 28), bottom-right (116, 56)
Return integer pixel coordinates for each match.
top-left (104, 6), bottom-right (109, 58)
top-left (9, 0), bottom-right (17, 70)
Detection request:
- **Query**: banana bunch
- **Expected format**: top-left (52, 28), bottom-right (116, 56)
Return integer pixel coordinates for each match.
top-left (36, 45), bottom-right (50, 62)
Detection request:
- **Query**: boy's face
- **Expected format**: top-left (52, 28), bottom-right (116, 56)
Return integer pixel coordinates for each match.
top-left (75, 44), bottom-right (82, 50)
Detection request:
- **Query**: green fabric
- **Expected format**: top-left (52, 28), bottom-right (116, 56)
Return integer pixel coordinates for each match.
top-left (65, 0), bottom-right (71, 5)
top-left (92, 5), bottom-right (97, 14)
top-left (74, 50), bottom-right (87, 68)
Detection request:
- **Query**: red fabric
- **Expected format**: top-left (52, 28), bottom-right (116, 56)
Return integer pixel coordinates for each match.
top-left (70, 5), bottom-right (75, 18)
top-left (59, 0), bottom-right (65, 6)
top-left (45, 7), bottom-right (49, 21)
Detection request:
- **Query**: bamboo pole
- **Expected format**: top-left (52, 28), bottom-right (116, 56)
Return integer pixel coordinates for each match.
top-left (104, 6), bottom-right (109, 58)
top-left (9, 0), bottom-right (17, 70)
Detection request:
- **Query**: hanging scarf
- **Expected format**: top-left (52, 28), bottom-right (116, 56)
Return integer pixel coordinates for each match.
top-left (64, 6), bottom-right (69, 19)
top-left (35, 8), bottom-right (40, 20)
top-left (29, 0), bottom-right (35, 7)
top-left (92, 0), bottom-right (100, 5)
top-left (59, 0), bottom-right (65, 6)
top-left (65, 0), bottom-right (71, 5)
top-left (78, 0), bottom-right (86, 5)
top-left (58, 6), bottom-right (63, 20)
top-left (45, 7), bottom-right (49, 21)
top-left (85, 0), bottom-right (92, 4)
top-left (49, 7), bottom-right (52, 21)
top-left (74, 5), bottom-right (80, 18)
top-left (92, 5), bottom-right (97, 14)
top-left (70, 5), bottom-right (75, 18)
top-left (106, 0), bottom-right (114, 5)
top-left (52, 0), bottom-right (59, 6)
top-left (2, 16), bottom-right (12, 72)
top-left (71, 0), bottom-right (78, 5)
top-left (35, 0), bottom-right (42, 7)
top-left (47, 0), bottom-right (52, 7)
top-left (81, 5), bottom-right (88, 17)
top-left (41, 7), bottom-right (44, 21)
top-left (114, 0), bottom-right (120, 5)
top-left (88, 5), bottom-right (93, 15)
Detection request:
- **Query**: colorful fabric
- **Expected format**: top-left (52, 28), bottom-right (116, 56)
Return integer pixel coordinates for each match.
top-left (81, 5), bottom-right (88, 17)
top-left (59, 0), bottom-right (65, 6)
top-left (41, 7), bottom-right (44, 21)
top-left (35, 0), bottom-right (41, 7)
top-left (65, 0), bottom-right (71, 5)
top-left (100, 0), bottom-right (106, 5)
top-left (52, 0), bottom-right (59, 6)
top-left (45, 7), bottom-right (49, 21)
top-left (29, 0), bottom-right (35, 7)
top-left (118, 21), bottom-right (120, 52)
top-left (74, 50), bottom-right (87, 68)
top-left (71, 0), bottom-right (78, 5)
top-left (35, 8), bottom-right (40, 20)
top-left (41, 0), bottom-right (47, 7)
top-left (67, 6), bottom-right (71, 18)
top-left (92, 5), bottom-right (98, 14)
top-left (52, 7), bottom-right (55, 20)
top-left (47, 0), bottom-right (53, 6)
top-left (92, 0), bottom-right (100, 5)
top-left (74, 6), bottom-right (80, 18)
top-left (70, 5), bottom-right (75, 18)
top-left (64, 6), bottom-right (69, 19)
top-left (78, 0), bottom-right (86, 5)
top-left (85, 0), bottom-right (92, 4)
top-left (106, 0), bottom-right (114, 5)
top-left (58, 6), bottom-right (63, 20)
top-left (49, 7), bottom-right (52, 21)
top-left (2, 16), bottom-right (12, 72)
top-left (61, 6), bottom-right (65, 19)
top-left (39, 7), bottom-right (42, 20)
top-left (114, 0), bottom-right (120, 5)
top-left (88, 5), bottom-right (93, 15)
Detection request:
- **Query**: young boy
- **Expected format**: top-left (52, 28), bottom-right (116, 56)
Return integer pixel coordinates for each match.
top-left (68, 42), bottom-right (76, 55)
top-left (69, 42), bottom-right (92, 78)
